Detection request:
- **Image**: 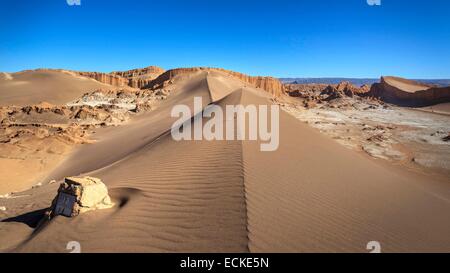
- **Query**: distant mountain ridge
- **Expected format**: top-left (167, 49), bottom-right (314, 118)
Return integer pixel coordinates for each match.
top-left (280, 78), bottom-right (450, 87)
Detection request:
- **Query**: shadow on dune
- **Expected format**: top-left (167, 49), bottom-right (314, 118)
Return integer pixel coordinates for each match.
top-left (108, 187), bottom-right (144, 209)
top-left (1, 208), bottom-right (48, 228)
top-left (2, 187), bottom-right (141, 230)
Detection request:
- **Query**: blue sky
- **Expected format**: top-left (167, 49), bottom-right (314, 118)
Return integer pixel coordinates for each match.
top-left (0, 0), bottom-right (449, 78)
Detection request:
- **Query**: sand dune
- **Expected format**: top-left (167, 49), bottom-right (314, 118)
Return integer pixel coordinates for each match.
top-left (369, 76), bottom-right (450, 106)
top-left (40, 71), bottom-right (224, 182)
top-left (0, 70), bottom-right (119, 106)
top-left (1, 69), bottom-right (450, 253)
top-left (383, 76), bottom-right (433, 93)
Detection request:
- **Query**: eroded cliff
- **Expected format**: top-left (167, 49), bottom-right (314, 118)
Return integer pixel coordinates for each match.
top-left (148, 67), bottom-right (285, 97)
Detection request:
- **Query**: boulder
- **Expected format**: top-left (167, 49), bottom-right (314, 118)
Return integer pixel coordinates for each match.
top-left (50, 176), bottom-right (114, 217)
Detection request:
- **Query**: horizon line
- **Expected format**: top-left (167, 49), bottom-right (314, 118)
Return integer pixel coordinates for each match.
top-left (3, 66), bottom-right (450, 81)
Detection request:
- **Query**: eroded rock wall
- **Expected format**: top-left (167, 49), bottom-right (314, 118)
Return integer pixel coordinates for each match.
top-left (148, 67), bottom-right (285, 97)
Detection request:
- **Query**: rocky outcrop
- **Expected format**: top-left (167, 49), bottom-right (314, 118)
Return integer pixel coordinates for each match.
top-left (75, 67), bottom-right (165, 89)
top-left (148, 67), bottom-right (285, 97)
top-left (285, 81), bottom-right (370, 99)
top-left (77, 72), bottom-right (129, 87)
top-left (368, 76), bottom-right (450, 107)
top-left (74, 66), bottom-right (284, 96)
top-left (282, 81), bottom-right (383, 109)
top-left (335, 81), bottom-right (370, 96)
top-left (0, 85), bottom-right (173, 146)
top-left (111, 66), bottom-right (164, 78)
top-left (50, 176), bottom-right (113, 217)
top-left (219, 68), bottom-right (285, 97)
top-left (111, 66), bottom-right (165, 88)
top-left (284, 83), bottom-right (329, 97)
top-left (127, 78), bottom-right (155, 89)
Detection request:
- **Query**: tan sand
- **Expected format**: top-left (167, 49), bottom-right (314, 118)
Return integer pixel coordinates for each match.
top-left (1, 70), bottom-right (449, 253)
top-left (240, 90), bottom-right (450, 252)
top-left (0, 69), bottom-right (117, 106)
top-left (415, 102), bottom-right (450, 116)
top-left (383, 76), bottom-right (431, 93)
top-left (0, 139), bottom-right (72, 195)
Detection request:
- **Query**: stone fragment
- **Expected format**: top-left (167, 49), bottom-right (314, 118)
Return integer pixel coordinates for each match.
top-left (50, 176), bottom-right (114, 217)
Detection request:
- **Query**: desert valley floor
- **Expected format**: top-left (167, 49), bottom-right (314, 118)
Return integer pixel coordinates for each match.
top-left (0, 67), bottom-right (449, 252)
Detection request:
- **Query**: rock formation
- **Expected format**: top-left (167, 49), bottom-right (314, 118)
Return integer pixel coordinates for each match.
top-left (111, 66), bottom-right (165, 88)
top-left (111, 66), bottom-right (164, 78)
top-left (368, 76), bottom-right (450, 107)
top-left (335, 81), bottom-right (370, 96)
top-left (148, 67), bottom-right (285, 97)
top-left (74, 66), bottom-right (165, 89)
top-left (282, 81), bottom-right (384, 110)
top-left (70, 66), bottom-right (284, 97)
top-left (284, 83), bottom-right (329, 98)
top-left (285, 81), bottom-right (370, 100)
top-left (50, 176), bottom-right (114, 217)
top-left (77, 72), bottom-right (129, 87)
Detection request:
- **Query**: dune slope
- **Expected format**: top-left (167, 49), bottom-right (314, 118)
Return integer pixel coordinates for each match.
top-left (0, 70), bottom-right (119, 106)
top-left (241, 90), bottom-right (450, 252)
